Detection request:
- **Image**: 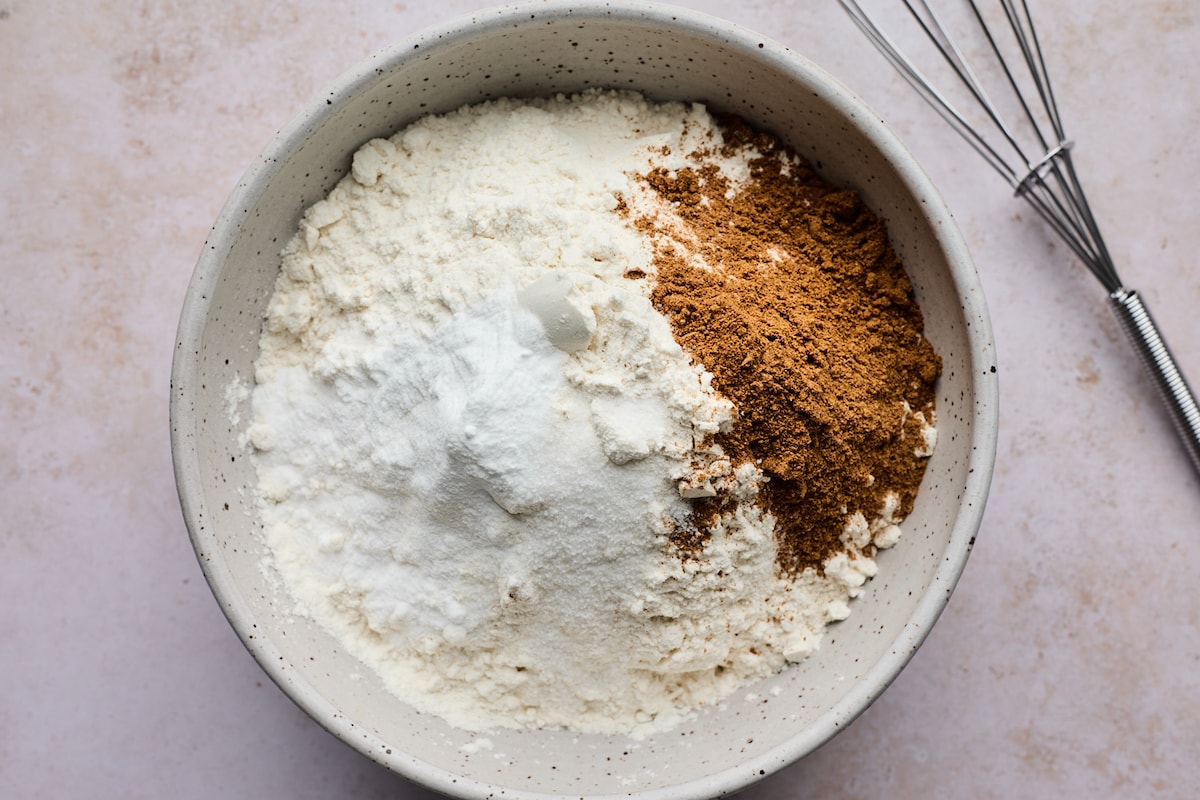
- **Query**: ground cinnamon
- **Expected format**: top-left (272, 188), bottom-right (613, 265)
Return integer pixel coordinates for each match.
top-left (632, 115), bottom-right (941, 574)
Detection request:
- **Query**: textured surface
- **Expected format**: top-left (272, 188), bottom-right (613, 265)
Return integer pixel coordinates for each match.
top-left (2, 1), bottom-right (1198, 798)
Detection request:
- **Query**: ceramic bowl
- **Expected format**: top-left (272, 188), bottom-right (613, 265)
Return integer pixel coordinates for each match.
top-left (171, 2), bottom-right (997, 797)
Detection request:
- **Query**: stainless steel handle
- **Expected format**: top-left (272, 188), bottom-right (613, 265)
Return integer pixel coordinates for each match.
top-left (1109, 287), bottom-right (1200, 476)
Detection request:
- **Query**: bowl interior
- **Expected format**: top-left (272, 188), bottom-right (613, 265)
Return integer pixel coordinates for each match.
top-left (172, 4), bottom-right (996, 798)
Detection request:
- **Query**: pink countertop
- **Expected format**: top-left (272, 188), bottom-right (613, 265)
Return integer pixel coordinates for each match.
top-left (4, 1), bottom-right (1199, 797)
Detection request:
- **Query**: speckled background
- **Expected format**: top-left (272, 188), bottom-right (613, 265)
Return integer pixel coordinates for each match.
top-left (3, 1), bottom-right (1198, 798)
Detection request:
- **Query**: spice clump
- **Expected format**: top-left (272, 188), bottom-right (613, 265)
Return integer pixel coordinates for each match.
top-left (633, 115), bottom-right (941, 573)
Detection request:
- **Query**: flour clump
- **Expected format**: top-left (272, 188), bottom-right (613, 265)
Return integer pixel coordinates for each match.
top-left (247, 89), bottom-right (940, 736)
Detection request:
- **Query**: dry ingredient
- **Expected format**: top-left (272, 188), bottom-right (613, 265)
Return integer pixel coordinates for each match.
top-left (635, 115), bottom-right (940, 572)
top-left (245, 89), bottom-right (939, 737)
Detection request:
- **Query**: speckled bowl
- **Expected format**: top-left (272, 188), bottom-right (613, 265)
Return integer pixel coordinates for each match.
top-left (171, 2), bottom-right (997, 797)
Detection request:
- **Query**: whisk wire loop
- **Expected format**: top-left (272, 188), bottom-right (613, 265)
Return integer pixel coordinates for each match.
top-left (976, 0), bottom-right (1056, 157)
top-left (907, 0), bottom-right (1031, 176)
top-left (839, 0), bottom-right (1017, 186)
top-left (838, 0), bottom-right (1122, 291)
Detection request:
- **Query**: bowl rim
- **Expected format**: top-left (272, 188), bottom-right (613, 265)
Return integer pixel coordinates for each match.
top-left (170, 1), bottom-right (999, 797)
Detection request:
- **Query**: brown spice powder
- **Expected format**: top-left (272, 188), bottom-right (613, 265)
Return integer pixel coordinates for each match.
top-left (632, 115), bottom-right (941, 574)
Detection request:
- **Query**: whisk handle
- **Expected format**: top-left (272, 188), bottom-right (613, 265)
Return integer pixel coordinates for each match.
top-left (1108, 287), bottom-right (1200, 476)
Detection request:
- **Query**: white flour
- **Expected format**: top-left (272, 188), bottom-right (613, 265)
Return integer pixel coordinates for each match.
top-left (248, 90), bottom-right (910, 735)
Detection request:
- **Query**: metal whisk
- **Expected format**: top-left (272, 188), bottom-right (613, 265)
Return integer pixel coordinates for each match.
top-left (839, 0), bottom-right (1200, 477)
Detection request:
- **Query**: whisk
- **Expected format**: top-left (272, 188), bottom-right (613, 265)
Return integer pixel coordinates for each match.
top-left (839, 0), bottom-right (1200, 477)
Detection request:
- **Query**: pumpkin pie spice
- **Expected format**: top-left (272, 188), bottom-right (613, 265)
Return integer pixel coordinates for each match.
top-left (632, 116), bottom-right (941, 573)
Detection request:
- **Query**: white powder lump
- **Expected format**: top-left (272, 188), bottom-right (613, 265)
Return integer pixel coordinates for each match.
top-left (247, 89), bottom-right (917, 736)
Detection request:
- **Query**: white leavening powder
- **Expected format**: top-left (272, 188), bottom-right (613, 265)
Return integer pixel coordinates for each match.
top-left (247, 90), bottom-right (918, 736)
